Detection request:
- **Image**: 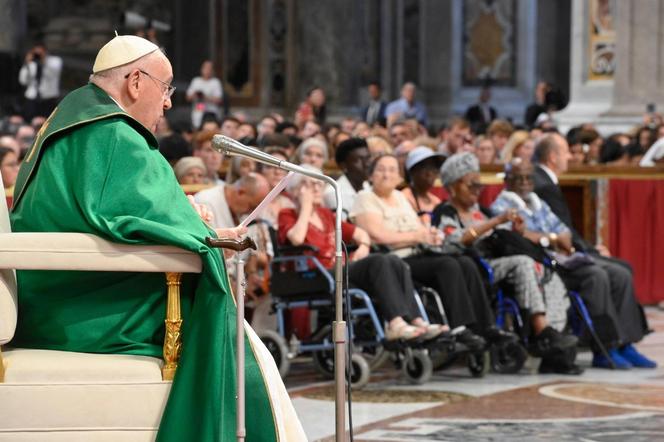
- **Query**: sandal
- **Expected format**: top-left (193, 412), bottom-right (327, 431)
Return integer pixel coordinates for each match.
top-left (416, 322), bottom-right (450, 340)
top-left (385, 320), bottom-right (425, 341)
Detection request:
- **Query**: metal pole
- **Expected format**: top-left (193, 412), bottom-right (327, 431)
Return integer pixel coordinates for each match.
top-left (332, 183), bottom-right (346, 442)
top-left (211, 135), bottom-right (347, 440)
top-left (236, 254), bottom-right (246, 442)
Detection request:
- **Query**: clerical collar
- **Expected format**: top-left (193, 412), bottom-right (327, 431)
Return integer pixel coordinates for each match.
top-left (105, 92), bottom-right (127, 112)
top-left (538, 164), bottom-right (559, 185)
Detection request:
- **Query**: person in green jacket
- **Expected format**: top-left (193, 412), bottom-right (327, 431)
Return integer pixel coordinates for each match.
top-left (10, 34), bottom-right (305, 441)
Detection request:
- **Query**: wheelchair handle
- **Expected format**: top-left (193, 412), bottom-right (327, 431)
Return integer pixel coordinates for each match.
top-left (205, 236), bottom-right (257, 251)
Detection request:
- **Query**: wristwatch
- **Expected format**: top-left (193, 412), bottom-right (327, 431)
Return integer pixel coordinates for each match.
top-left (539, 235), bottom-right (551, 248)
top-left (548, 233), bottom-right (558, 244)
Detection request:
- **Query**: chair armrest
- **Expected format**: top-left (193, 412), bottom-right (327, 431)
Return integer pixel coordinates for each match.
top-left (0, 233), bottom-right (202, 273)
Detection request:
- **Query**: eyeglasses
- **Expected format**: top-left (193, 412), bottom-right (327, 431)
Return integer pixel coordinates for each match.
top-left (462, 181), bottom-right (483, 192)
top-left (125, 69), bottom-right (176, 98)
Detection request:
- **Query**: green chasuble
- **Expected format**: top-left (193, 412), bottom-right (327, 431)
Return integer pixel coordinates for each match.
top-left (10, 84), bottom-right (279, 441)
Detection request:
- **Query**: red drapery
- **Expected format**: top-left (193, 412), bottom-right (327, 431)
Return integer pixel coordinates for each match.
top-left (609, 179), bottom-right (664, 304)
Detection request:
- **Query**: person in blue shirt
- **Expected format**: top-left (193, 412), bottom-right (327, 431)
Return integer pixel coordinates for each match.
top-left (385, 82), bottom-right (428, 127)
top-left (491, 159), bottom-right (655, 370)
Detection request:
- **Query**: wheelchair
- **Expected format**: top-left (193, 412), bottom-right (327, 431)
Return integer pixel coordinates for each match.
top-left (487, 259), bottom-right (615, 370)
top-left (259, 242), bottom-right (470, 385)
top-left (257, 243), bottom-right (373, 388)
top-left (417, 284), bottom-right (493, 377)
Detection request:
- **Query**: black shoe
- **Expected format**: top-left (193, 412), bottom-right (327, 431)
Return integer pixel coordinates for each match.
top-left (529, 326), bottom-right (578, 358)
top-left (483, 326), bottom-right (520, 345)
top-left (539, 350), bottom-right (585, 375)
top-left (455, 328), bottom-right (486, 352)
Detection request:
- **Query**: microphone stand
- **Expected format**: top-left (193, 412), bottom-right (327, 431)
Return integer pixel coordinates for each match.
top-left (212, 135), bottom-right (347, 442)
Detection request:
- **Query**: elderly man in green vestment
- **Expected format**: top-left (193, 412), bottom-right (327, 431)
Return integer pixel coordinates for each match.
top-left (10, 35), bottom-right (305, 441)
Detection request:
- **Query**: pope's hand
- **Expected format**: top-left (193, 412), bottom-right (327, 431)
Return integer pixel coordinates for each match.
top-left (214, 226), bottom-right (248, 240)
top-left (187, 195), bottom-right (213, 223)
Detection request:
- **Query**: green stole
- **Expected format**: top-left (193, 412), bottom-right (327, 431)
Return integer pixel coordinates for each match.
top-left (10, 83), bottom-right (277, 441)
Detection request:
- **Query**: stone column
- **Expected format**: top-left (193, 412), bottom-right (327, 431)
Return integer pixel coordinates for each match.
top-left (610, 0), bottom-right (664, 115)
top-left (554, 0), bottom-right (616, 134)
top-left (0, 0), bottom-right (26, 52)
top-left (554, 0), bottom-right (664, 134)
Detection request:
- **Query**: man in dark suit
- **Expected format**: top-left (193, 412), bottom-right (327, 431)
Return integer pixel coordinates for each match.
top-left (532, 133), bottom-right (654, 369)
top-left (361, 81), bottom-right (387, 127)
top-left (464, 86), bottom-right (497, 134)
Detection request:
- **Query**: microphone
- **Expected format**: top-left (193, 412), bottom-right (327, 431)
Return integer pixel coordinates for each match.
top-left (211, 133), bottom-right (348, 439)
top-left (212, 134), bottom-right (283, 168)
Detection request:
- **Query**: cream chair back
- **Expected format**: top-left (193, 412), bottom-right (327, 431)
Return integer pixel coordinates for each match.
top-left (0, 171), bottom-right (17, 346)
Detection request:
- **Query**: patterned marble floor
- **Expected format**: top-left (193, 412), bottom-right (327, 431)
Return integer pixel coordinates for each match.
top-left (288, 307), bottom-right (664, 441)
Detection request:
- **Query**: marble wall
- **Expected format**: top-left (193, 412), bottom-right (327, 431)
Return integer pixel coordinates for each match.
top-left (4, 0), bottom-right (577, 127)
top-left (291, 0), bottom-right (378, 111)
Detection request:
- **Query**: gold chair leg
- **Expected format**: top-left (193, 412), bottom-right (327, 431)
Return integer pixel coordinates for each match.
top-left (162, 272), bottom-right (183, 381)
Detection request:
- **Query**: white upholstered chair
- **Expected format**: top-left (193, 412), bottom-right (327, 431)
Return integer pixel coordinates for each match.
top-left (0, 185), bottom-right (202, 441)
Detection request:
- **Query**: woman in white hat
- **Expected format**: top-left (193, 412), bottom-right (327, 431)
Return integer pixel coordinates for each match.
top-left (401, 146), bottom-right (446, 226)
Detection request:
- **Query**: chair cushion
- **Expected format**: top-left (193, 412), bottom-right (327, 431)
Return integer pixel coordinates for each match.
top-left (2, 348), bottom-right (164, 383)
top-left (0, 348), bottom-right (170, 434)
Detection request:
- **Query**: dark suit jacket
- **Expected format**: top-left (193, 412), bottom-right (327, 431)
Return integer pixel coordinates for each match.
top-left (361, 100), bottom-right (387, 126)
top-left (464, 104), bottom-right (497, 133)
top-left (533, 165), bottom-right (596, 253)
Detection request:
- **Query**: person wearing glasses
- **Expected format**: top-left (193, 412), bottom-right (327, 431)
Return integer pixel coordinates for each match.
top-left (279, 164), bottom-right (448, 341)
top-left (10, 34), bottom-right (305, 441)
top-left (491, 158), bottom-right (655, 371)
top-left (351, 153), bottom-right (519, 352)
top-left (433, 153), bottom-right (581, 375)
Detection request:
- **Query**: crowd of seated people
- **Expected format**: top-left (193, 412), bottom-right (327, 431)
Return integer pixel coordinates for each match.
top-left (2, 77), bottom-right (661, 379)
top-left (278, 164), bottom-right (448, 341)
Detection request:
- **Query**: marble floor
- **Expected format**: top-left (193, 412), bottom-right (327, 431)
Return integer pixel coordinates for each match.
top-left (287, 307), bottom-right (664, 441)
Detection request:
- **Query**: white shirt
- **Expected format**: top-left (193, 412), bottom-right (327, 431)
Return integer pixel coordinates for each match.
top-left (187, 76), bottom-right (224, 128)
top-left (538, 164), bottom-right (559, 185)
top-left (322, 174), bottom-right (371, 220)
top-left (640, 137), bottom-right (664, 167)
top-left (18, 55), bottom-right (63, 100)
top-left (194, 184), bottom-right (235, 229)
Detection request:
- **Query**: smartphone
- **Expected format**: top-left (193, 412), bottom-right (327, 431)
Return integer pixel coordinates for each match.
top-left (647, 103), bottom-right (656, 114)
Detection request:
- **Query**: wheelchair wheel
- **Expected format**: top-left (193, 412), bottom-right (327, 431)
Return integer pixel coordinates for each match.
top-left (258, 329), bottom-right (290, 378)
top-left (490, 341), bottom-right (528, 374)
top-left (348, 353), bottom-right (371, 389)
top-left (467, 351), bottom-right (489, 378)
top-left (402, 350), bottom-right (433, 384)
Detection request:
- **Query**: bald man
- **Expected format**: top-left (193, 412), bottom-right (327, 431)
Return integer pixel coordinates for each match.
top-left (195, 172), bottom-right (270, 229)
top-left (10, 35), bottom-right (304, 441)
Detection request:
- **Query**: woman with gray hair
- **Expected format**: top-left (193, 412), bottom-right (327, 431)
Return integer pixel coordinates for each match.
top-left (278, 164), bottom-right (448, 341)
top-left (432, 152), bottom-right (581, 374)
top-left (295, 137), bottom-right (328, 169)
top-left (173, 156), bottom-right (207, 185)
